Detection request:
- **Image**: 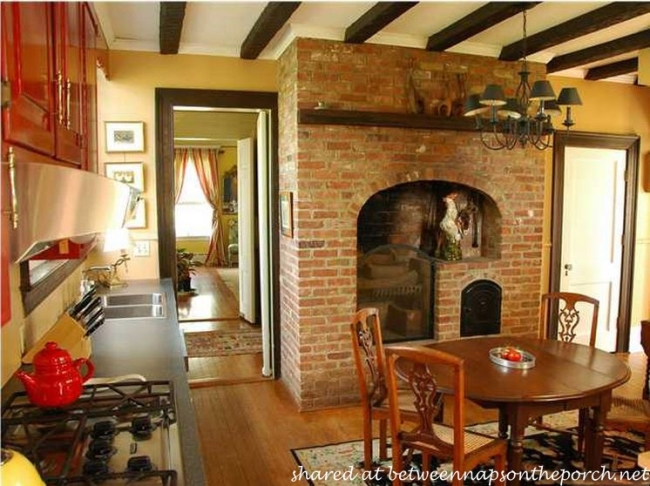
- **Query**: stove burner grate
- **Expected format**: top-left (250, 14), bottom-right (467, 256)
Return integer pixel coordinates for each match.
top-left (1, 381), bottom-right (178, 485)
top-left (49, 469), bottom-right (177, 485)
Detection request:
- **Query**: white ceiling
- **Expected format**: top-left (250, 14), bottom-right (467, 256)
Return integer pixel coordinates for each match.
top-left (93, 2), bottom-right (649, 145)
top-left (94, 1), bottom-right (650, 83)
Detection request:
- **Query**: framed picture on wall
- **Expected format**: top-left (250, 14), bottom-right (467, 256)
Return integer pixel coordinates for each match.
top-left (105, 162), bottom-right (145, 191)
top-left (105, 122), bottom-right (145, 153)
top-left (280, 191), bottom-right (293, 238)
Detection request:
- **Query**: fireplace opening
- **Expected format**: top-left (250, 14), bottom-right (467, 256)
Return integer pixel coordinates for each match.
top-left (357, 244), bottom-right (434, 343)
top-left (460, 279), bottom-right (502, 337)
top-left (356, 180), bottom-right (501, 262)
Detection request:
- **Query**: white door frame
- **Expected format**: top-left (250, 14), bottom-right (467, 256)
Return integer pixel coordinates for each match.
top-left (550, 131), bottom-right (640, 352)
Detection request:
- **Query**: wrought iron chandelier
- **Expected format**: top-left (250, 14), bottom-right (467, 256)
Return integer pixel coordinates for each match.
top-left (464, 10), bottom-right (582, 151)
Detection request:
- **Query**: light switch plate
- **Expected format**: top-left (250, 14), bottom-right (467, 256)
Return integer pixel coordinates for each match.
top-left (133, 241), bottom-right (150, 257)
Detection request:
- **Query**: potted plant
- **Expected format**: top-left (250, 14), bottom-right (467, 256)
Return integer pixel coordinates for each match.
top-left (176, 248), bottom-right (202, 292)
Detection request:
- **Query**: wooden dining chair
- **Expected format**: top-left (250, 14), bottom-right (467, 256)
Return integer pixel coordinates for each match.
top-left (350, 308), bottom-right (410, 470)
top-left (385, 345), bottom-right (506, 486)
top-left (536, 291), bottom-right (600, 452)
top-left (540, 291), bottom-right (600, 346)
top-left (605, 320), bottom-right (650, 448)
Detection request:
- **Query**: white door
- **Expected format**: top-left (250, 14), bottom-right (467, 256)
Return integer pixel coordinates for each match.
top-left (237, 138), bottom-right (256, 323)
top-left (560, 146), bottom-right (626, 351)
top-left (256, 111), bottom-right (273, 377)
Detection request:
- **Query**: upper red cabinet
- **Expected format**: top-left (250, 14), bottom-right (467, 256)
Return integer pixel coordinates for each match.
top-left (53, 2), bottom-right (84, 166)
top-left (1, 2), bottom-right (56, 157)
top-left (1, 2), bottom-right (100, 169)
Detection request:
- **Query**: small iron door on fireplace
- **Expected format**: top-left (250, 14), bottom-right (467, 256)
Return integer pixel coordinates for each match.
top-left (460, 280), bottom-right (501, 337)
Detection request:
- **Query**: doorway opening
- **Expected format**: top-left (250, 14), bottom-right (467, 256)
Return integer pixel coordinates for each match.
top-left (155, 89), bottom-right (280, 386)
top-left (549, 131), bottom-right (640, 353)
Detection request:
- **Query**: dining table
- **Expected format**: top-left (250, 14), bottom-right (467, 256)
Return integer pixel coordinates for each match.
top-left (404, 336), bottom-right (631, 486)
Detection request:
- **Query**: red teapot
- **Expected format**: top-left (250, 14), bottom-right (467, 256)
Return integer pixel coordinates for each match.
top-left (15, 342), bottom-right (94, 408)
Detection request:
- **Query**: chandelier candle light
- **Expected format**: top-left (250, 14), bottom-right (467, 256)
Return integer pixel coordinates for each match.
top-left (464, 10), bottom-right (582, 151)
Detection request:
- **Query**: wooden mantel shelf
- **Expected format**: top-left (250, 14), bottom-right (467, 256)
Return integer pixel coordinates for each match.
top-left (298, 108), bottom-right (477, 132)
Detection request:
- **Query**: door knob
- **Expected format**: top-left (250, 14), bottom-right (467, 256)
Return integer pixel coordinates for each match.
top-left (564, 263), bottom-right (573, 276)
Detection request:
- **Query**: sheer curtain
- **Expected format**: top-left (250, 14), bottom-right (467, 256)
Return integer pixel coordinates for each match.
top-left (173, 148), bottom-right (190, 202)
top-left (191, 148), bottom-right (226, 266)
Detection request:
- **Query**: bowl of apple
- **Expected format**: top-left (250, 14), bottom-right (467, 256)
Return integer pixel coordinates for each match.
top-left (489, 346), bottom-right (535, 369)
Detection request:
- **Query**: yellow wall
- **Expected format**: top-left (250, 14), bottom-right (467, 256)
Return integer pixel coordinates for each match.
top-left (546, 77), bottom-right (650, 333)
top-left (93, 51), bottom-right (277, 279)
top-left (1, 51), bottom-right (277, 386)
top-left (176, 238), bottom-right (209, 256)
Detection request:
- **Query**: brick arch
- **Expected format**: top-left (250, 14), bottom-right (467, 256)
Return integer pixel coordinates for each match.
top-left (348, 168), bottom-right (507, 222)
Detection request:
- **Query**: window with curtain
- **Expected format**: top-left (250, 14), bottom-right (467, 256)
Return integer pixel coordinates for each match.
top-left (175, 158), bottom-right (213, 237)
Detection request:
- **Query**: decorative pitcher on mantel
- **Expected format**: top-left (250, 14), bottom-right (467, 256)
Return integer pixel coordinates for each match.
top-left (15, 342), bottom-right (95, 407)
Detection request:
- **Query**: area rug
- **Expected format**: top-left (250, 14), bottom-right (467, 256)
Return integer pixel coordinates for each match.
top-left (184, 328), bottom-right (262, 357)
top-left (292, 418), bottom-right (646, 486)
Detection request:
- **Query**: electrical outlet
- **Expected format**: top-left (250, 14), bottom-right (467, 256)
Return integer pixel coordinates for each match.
top-left (133, 240), bottom-right (151, 257)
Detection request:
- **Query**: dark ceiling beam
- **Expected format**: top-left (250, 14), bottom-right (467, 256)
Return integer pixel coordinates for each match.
top-left (585, 58), bottom-right (638, 81)
top-left (345, 2), bottom-right (418, 44)
top-left (426, 2), bottom-right (539, 52)
top-left (547, 29), bottom-right (650, 73)
top-left (159, 2), bottom-right (186, 55)
top-left (240, 2), bottom-right (301, 59)
top-left (500, 2), bottom-right (650, 61)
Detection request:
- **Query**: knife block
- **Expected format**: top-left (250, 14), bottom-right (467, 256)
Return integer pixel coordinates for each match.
top-left (22, 315), bottom-right (92, 364)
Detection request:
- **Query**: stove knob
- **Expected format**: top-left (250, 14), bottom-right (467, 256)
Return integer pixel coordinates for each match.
top-left (130, 416), bottom-right (154, 439)
top-left (83, 459), bottom-right (109, 476)
top-left (85, 439), bottom-right (116, 460)
top-left (127, 455), bottom-right (153, 472)
top-left (91, 420), bottom-right (116, 440)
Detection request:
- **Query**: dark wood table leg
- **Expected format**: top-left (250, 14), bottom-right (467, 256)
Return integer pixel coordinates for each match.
top-left (498, 408), bottom-right (509, 439)
top-left (504, 406), bottom-right (528, 486)
top-left (584, 404), bottom-right (605, 470)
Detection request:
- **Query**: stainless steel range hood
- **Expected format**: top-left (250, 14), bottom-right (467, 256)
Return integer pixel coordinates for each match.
top-left (8, 162), bottom-right (140, 262)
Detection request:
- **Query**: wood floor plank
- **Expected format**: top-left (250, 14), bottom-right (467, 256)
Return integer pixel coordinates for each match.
top-left (177, 266), bottom-right (266, 384)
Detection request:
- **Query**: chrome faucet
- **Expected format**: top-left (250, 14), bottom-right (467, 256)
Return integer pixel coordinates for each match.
top-left (83, 255), bottom-right (131, 288)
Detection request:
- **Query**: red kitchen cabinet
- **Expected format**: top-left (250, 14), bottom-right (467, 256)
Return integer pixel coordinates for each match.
top-left (81, 3), bottom-right (98, 172)
top-left (1, 2), bottom-right (100, 169)
top-left (53, 2), bottom-right (84, 166)
top-left (1, 2), bottom-right (56, 157)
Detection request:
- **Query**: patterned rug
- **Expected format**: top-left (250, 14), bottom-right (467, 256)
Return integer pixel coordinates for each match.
top-left (292, 415), bottom-right (646, 486)
top-left (184, 328), bottom-right (262, 357)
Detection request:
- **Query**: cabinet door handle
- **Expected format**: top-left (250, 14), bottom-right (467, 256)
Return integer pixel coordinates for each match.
top-left (56, 71), bottom-right (64, 125)
top-left (65, 78), bottom-right (72, 129)
top-left (3, 147), bottom-right (18, 229)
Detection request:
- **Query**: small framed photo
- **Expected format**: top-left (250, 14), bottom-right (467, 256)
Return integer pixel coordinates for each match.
top-left (125, 197), bottom-right (146, 229)
top-left (105, 121), bottom-right (145, 153)
top-left (279, 191), bottom-right (293, 238)
top-left (105, 162), bottom-right (144, 192)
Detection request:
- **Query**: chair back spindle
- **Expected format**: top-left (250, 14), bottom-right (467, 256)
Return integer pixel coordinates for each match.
top-left (540, 292), bottom-right (599, 347)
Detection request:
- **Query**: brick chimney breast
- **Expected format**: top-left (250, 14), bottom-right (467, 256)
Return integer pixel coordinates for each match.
top-left (279, 38), bottom-right (545, 410)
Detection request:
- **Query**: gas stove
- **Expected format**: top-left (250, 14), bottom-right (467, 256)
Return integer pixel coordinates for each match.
top-left (1, 380), bottom-right (183, 485)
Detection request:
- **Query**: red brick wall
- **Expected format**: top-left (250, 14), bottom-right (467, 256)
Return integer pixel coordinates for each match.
top-left (279, 39), bottom-right (546, 410)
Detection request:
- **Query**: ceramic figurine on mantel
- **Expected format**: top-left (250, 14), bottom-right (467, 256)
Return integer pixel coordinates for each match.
top-left (436, 192), bottom-right (463, 261)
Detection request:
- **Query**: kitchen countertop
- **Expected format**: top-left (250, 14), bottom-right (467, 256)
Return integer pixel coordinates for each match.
top-left (2, 278), bottom-right (206, 486)
top-left (91, 278), bottom-right (205, 486)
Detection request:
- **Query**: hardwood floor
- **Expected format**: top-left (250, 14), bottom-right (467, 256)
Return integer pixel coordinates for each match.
top-left (178, 266), bottom-right (267, 385)
top-left (177, 266), bottom-right (239, 321)
top-left (191, 352), bottom-right (648, 485)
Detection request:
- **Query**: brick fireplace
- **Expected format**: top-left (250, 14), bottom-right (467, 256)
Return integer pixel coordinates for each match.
top-left (278, 39), bottom-right (545, 410)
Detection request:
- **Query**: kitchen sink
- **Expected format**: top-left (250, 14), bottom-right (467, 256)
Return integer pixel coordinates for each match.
top-left (101, 293), bottom-right (164, 307)
top-left (103, 304), bottom-right (166, 320)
